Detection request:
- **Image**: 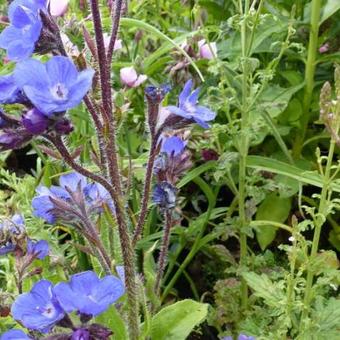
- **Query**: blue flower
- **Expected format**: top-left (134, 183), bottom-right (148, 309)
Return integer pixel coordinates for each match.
top-left (53, 271), bottom-right (125, 316)
top-left (0, 0), bottom-right (46, 61)
top-left (32, 172), bottom-right (88, 223)
top-left (32, 172), bottom-right (114, 224)
top-left (27, 239), bottom-right (49, 259)
top-left (165, 79), bottom-right (216, 128)
top-left (0, 214), bottom-right (25, 255)
top-left (152, 182), bottom-right (177, 209)
top-left (14, 56), bottom-right (94, 115)
top-left (11, 279), bottom-right (65, 333)
top-left (0, 329), bottom-right (31, 340)
top-left (161, 136), bottom-right (186, 156)
top-left (0, 75), bottom-right (21, 104)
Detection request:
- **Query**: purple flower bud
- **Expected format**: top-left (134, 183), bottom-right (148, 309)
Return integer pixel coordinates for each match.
top-left (71, 328), bottom-right (90, 340)
top-left (152, 182), bottom-right (177, 209)
top-left (120, 66), bottom-right (147, 88)
top-left (145, 84), bottom-right (171, 104)
top-left (22, 108), bottom-right (49, 134)
top-left (54, 118), bottom-right (73, 135)
top-left (88, 324), bottom-right (113, 340)
top-left (0, 129), bottom-right (32, 150)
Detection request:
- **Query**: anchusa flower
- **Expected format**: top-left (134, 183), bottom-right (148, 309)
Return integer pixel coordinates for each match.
top-left (0, 74), bottom-right (22, 104)
top-left (8, 271), bottom-right (124, 338)
top-left (32, 172), bottom-right (114, 224)
top-left (0, 0), bottom-right (46, 61)
top-left (0, 214), bottom-right (49, 259)
top-left (14, 56), bottom-right (94, 115)
top-left (154, 135), bottom-right (192, 183)
top-left (160, 79), bottom-right (216, 130)
top-left (120, 66), bottom-right (147, 88)
top-left (53, 270), bottom-right (125, 316)
top-left (0, 214), bottom-right (25, 255)
top-left (11, 280), bottom-right (65, 333)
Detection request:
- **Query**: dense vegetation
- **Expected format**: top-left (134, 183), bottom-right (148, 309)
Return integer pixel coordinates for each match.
top-left (0, 0), bottom-right (339, 339)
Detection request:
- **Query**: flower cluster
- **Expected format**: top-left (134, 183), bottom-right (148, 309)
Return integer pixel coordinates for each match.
top-left (1, 271), bottom-right (124, 339)
top-left (0, 0), bottom-right (46, 61)
top-left (33, 172), bottom-right (114, 224)
top-left (0, 214), bottom-right (49, 259)
top-left (152, 135), bottom-right (192, 210)
top-left (0, 56), bottom-right (94, 151)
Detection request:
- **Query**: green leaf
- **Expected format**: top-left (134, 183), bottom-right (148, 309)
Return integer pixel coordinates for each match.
top-left (120, 18), bottom-right (204, 81)
top-left (255, 193), bottom-right (291, 250)
top-left (246, 156), bottom-right (340, 192)
top-left (178, 161), bottom-right (216, 188)
top-left (151, 300), bottom-right (209, 340)
top-left (243, 272), bottom-right (286, 307)
top-left (95, 305), bottom-right (128, 340)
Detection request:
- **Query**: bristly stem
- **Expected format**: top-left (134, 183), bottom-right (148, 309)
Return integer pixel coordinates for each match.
top-left (107, 0), bottom-right (123, 63)
top-left (89, 2), bottom-right (139, 338)
top-left (155, 210), bottom-right (172, 295)
top-left (47, 135), bottom-right (139, 339)
top-left (132, 138), bottom-right (158, 246)
top-left (292, 0), bottom-right (322, 159)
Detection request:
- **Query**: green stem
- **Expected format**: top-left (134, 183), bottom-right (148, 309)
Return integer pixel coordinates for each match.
top-left (238, 0), bottom-right (250, 311)
top-left (292, 0), bottom-right (322, 159)
top-left (299, 136), bottom-right (337, 334)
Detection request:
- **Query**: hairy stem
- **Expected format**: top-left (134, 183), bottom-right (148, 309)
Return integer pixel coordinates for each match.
top-left (132, 139), bottom-right (158, 246)
top-left (155, 210), bottom-right (172, 295)
top-left (107, 0), bottom-right (123, 63)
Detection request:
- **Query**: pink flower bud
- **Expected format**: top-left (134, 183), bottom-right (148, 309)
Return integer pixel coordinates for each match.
top-left (49, 0), bottom-right (70, 17)
top-left (198, 39), bottom-right (217, 60)
top-left (120, 66), bottom-right (147, 88)
top-left (319, 42), bottom-right (329, 54)
top-left (103, 33), bottom-right (123, 51)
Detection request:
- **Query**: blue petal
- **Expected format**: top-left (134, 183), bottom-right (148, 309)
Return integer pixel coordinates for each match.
top-left (0, 26), bottom-right (21, 48)
top-left (0, 74), bottom-right (20, 104)
top-left (7, 41), bottom-right (34, 61)
top-left (22, 86), bottom-right (58, 115)
top-left (70, 271), bottom-right (99, 295)
top-left (11, 6), bottom-right (33, 28)
top-left (178, 79), bottom-right (192, 105)
top-left (161, 136), bottom-right (186, 156)
top-left (0, 329), bottom-right (31, 340)
top-left (59, 172), bottom-right (87, 192)
top-left (53, 282), bottom-right (80, 313)
top-left (14, 59), bottom-right (49, 88)
top-left (187, 87), bottom-right (200, 105)
top-left (194, 105), bottom-right (216, 121)
top-left (166, 105), bottom-right (191, 119)
top-left (27, 239), bottom-right (49, 259)
top-left (192, 116), bottom-right (210, 128)
top-left (9, 0), bottom-right (46, 20)
top-left (46, 56), bottom-right (78, 87)
top-left (67, 69), bottom-right (95, 107)
top-left (32, 195), bottom-right (55, 224)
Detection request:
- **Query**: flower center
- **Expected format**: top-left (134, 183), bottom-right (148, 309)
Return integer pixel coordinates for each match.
top-left (183, 101), bottom-right (195, 114)
top-left (37, 304), bottom-right (55, 318)
top-left (51, 83), bottom-right (68, 100)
